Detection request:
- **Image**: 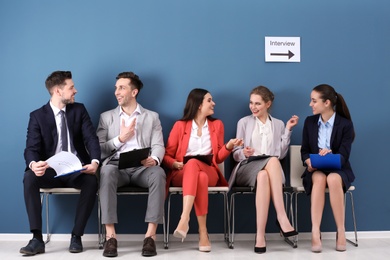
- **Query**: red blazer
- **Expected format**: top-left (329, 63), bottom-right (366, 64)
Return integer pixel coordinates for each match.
top-left (163, 119), bottom-right (230, 188)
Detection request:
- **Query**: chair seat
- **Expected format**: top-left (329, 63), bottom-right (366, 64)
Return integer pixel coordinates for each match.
top-left (230, 186), bottom-right (255, 193)
top-left (292, 185), bottom-right (355, 193)
top-left (168, 186), bottom-right (229, 193)
top-left (40, 188), bottom-right (81, 194)
top-left (116, 186), bottom-right (149, 193)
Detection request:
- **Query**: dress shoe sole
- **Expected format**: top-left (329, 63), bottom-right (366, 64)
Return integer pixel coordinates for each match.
top-left (103, 251), bottom-right (118, 257)
top-left (19, 248), bottom-right (45, 255)
top-left (69, 248), bottom-right (83, 253)
top-left (142, 250), bottom-right (157, 257)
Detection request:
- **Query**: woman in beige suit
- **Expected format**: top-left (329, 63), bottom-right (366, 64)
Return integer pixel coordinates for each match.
top-left (229, 86), bottom-right (298, 253)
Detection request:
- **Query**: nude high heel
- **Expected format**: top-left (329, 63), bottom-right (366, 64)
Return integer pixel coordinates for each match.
top-left (198, 233), bottom-right (211, 252)
top-left (311, 232), bottom-right (322, 253)
top-left (173, 227), bottom-right (189, 242)
top-left (336, 232), bottom-right (346, 252)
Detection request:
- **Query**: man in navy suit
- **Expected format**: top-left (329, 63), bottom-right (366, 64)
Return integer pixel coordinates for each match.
top-left (20, 71), bottom-right (101, 256)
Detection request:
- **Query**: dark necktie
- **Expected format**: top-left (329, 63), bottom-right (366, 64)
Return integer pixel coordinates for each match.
top-left (60, 110), bottom-right (68, 151)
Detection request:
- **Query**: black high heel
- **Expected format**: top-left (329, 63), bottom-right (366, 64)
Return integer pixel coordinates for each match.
top-left (275, 220), bottom-right (298, 238)
top-left (254, 235), bottom-right (266, 254)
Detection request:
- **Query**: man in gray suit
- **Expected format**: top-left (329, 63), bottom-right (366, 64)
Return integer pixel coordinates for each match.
top-left (96, 72), bottom-right (166, 257)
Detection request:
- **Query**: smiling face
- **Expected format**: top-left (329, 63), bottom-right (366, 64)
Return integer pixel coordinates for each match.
top-left (310, 90), bottom-right (330, 115)
top-left (249, 93), bottom-right (271, 119)
top-left (198, 92), bottom-right (215, 117)
top-left (58, 79), bottom-right (77, 105)
top-left (115, 78), bottom-right (138, 107)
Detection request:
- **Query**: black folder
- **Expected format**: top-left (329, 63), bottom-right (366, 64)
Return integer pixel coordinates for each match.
top-left (183, 154), bottom-right (213, 165)
top-left (118, 147), bottom-right (151, 169)
top-left (247, 154), bottom-right (270, 163)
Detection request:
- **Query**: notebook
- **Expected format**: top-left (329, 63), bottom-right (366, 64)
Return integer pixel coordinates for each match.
top-left (118, 147), bottom-right (151, 169)
top-left (310, 153), bottom-right (341, 170)
top-left (183, 154), bottom-right (213, 165)
top-left (247, 154), bottom-right (271, 163)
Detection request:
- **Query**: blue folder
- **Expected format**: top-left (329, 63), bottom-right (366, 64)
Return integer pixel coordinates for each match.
top-left (310, 154), bottom-right (341, 170)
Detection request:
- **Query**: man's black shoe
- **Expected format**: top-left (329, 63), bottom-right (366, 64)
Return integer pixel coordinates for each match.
top-left (69, 234), bottom-right (83, 253)
top-left (142, 236), bottom-right (157, 257)
top-left (20, 238), bottom-right (45, 255)
top-left (103, 237), bottom-right (118, 257)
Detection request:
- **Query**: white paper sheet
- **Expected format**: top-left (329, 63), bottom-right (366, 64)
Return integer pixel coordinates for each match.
top-left (46, 151), bottom-right (85, 177)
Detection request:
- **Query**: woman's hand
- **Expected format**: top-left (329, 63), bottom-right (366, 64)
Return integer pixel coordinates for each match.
top-left (305, 158), bottom-right (316, 172)
top-left (286, 115), bottom-right (299, 131)
top-left (173, 161), bottom-right (184, 170)
top-left (319, 148), bottom-right (332, 156)
top-left (243, 146), bottom-right (255, 158)
top-left (226, 138), bottom-right (244, 150)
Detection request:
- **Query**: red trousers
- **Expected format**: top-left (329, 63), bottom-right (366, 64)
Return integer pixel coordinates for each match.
top-left (171, 159), bottom-right (219, 216)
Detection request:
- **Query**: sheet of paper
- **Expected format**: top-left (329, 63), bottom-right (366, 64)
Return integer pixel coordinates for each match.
top-left (46, 151), bottom-right (84, 177)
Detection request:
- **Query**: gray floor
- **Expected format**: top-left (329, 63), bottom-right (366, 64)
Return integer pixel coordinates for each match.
top-left (1, 233), bottom-right (390, 260)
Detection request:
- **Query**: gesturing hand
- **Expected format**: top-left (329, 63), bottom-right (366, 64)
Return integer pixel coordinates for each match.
top-left (119, 118), bottom-right (136, 143)
top-left (286, 115), bottom-right (299, 131)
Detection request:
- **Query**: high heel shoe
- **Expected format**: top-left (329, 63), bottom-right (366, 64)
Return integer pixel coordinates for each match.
top-left (254, 235), bottom-right (266, 254)
top-left (336, 232), bottom-right (346, 252)
top-left (173, 226), bottom-right (189, 242)
top-left (198, 233), bottom-right (211, 252)
top-left (275, 220), bottom-right (298, 238)
top-left (311, 233), bottom-right (322, 253)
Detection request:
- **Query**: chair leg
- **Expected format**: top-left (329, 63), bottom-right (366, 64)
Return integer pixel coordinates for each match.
top-left (229, 193), bottom-right (236, 249)
top-left (98, 195), bottom-right (104, 249)
top-left (162, 214), bottom-right (168, 249)
top-left (165, 192), bottom-right (173, 249)
top-left (223, 192), bottom-right (231, 245)
top-left (346, 191), bottom-right (358, 247)
top-left (283, 192), bottom-right (297, 248)
top-left (43, 193), bottom-right (51, 244)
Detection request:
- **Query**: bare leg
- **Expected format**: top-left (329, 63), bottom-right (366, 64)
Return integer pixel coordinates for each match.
top-left (255, 170), bottom-right (270, 248)
top-left (105, 224), bottom-right (116, 239)
top-left (175, 195), bottom-right (195, 233)
top-left (327, 173), bottom-right (346, 250)
top-left (311, 171), bottom-right (326, 250)
top-left (197, 214), bottom-right (211, 248)
top-left (265, 157), bottom-right (294, 232)
top-left (145, 223), bottom-right (157, 240)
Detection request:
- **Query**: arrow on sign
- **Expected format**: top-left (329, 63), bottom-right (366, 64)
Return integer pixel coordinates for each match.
top-left (270, 50), bottom-right (295, 59)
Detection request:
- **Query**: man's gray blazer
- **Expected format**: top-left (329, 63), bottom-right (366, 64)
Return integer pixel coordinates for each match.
top-left (96, 104), bottom-right (165, 166)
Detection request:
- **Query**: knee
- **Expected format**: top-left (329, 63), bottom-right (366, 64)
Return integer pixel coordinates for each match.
top-left (268, 156), bottom-right (280, 166)
top-left (257, 170), bottom-right (269, 183)
top-left (23, 170), bottom-right (37, 187)
top-left (149, 167), bottom-right (166, 185)
top-left (198, 171), bottom-right (209, 186)
top-left (326, 174), bottom-right (342, 188)
top-left (99, 165), bottom-right (116, 184)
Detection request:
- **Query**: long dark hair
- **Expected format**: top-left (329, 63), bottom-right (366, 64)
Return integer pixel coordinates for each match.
top-left (180, 88), bottom-right (216, 121)
top-left (313, 84), bottom-right (352, 121)
top-left (313, 84), bottom-right (355, 140)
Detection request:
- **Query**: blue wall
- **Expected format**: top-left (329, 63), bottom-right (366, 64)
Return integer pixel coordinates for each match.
top-left (1, 0), bottom-right (389, 235)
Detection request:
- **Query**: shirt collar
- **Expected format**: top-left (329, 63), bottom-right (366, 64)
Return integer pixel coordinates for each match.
top-left (318, 112), bottom-right (335, 127)
top-left (192, 119), bottom-right (208, 130)
top-left (50, 101), bottom-right (66, 115)
top-left (119, 103), bottom-right (141, 117)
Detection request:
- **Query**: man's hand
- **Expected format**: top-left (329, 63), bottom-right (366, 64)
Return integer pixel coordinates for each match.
top-left (141, 157), bottom-right (157, 167)
top-left (81, 161), bottom-right (99, 174)
top-left (31, 161), bottom-right (49, 176)
top-left (119, 118), bottom-right (136, 143)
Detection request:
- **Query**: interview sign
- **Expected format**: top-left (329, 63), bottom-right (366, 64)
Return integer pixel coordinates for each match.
top-left (265, 37), bottom-right (300, 62)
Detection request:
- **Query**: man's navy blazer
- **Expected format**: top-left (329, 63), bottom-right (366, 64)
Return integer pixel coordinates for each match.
top-left (24, 102), bottom-right (101, 169)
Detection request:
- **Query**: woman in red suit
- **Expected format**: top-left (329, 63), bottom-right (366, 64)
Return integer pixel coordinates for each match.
top-left (163, 88), bottom-right (242, 252)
